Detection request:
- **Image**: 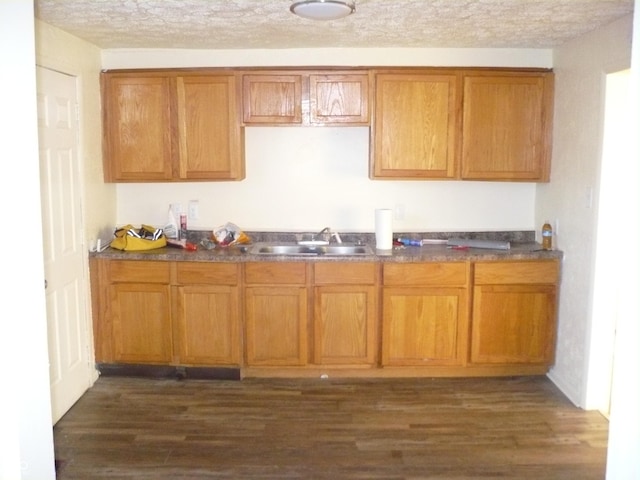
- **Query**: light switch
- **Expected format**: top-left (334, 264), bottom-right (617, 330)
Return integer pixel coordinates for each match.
top-left (188, 200), bottom-right (199, 220)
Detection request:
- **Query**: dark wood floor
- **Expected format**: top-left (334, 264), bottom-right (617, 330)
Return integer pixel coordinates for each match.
top-left (53, 375), bottom-right (608, 480)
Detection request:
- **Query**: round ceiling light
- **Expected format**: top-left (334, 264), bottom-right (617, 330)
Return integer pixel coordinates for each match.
top-left (290, 0), bottom-right (356, 21)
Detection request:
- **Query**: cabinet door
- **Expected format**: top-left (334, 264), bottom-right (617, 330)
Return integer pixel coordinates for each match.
top-left (242, 74), bottom-right (303, 124)
top-left (314, 285), bottom-right (377, 365)
top-left (371, 72), bottom-right (459, 179)
top-left (471, 284), bottom-right (556, 365)
top-left (110, 283), bottom-right (172, 364)
top-left (461, 72), bottom-right (553, 181)
top-left (382, 287), bottom-right (467, 366)
top-left (102, 75), bottom-right (174, 181)
top-left (176, 75), bottom-right (244, 180)
top-left (175, 285), bottom-right (240, 365)
top-left (309, 73), bottom-right (369, 124)
top-left (244, 286), bottom-right (308, 366)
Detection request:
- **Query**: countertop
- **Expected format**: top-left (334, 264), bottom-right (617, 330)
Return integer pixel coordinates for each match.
top-left (90, 242), bottom-right (562, 263)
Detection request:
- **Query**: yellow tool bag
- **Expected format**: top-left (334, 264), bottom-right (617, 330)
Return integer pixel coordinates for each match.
top-left (110, 224), bottom-right (167, 251)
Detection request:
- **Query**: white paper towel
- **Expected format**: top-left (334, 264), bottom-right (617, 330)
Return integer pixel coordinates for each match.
top-left (375, 209), bottom-right (393, 250)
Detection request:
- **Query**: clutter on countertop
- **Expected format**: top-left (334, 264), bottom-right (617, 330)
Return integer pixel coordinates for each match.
top-left (110, 224), bottom-right (167, 251)
top-left (212, 222), bottom-right (251, 247)
top-left (167, 238), bottom-right (197, 251)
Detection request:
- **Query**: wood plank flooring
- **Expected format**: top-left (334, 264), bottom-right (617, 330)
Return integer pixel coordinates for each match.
top-left (53, 376), bottom-right (608, 479)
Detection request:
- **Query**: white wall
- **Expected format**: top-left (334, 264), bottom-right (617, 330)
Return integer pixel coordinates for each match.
top-left (606, 3), bottom-right (639, 477)
top-left (0, 2), bottom-right (56, 480)
top-left (116, 127), bottom-right (537, 232)
top-left (542, 14), bottom-right (633, 407)
top-left (104, 48), bottom-right (551, 234)
top-left (35, 20), bottom-right (116, 243)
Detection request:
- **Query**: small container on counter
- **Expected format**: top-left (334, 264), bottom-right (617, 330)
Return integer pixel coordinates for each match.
top-left (396, 238), bottom-right (422, 246)
top-left (180, 213), bottom-right (188, 240)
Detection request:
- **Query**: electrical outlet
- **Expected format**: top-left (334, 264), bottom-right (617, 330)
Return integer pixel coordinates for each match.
top-left (394, 204), bottom-right (405, 221)
top-left (188, 200), bottom-right (199, 220)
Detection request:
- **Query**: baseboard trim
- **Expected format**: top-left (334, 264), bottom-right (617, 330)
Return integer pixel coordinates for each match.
top-left (96, 363), bottom-right (241, 380)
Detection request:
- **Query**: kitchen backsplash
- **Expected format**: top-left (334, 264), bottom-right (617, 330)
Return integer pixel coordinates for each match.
top-left (185, 230), bottom-right (536, 245)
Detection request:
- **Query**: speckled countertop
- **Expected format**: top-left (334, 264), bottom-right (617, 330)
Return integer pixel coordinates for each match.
top-left (91, 230), bottom-right (563, 263)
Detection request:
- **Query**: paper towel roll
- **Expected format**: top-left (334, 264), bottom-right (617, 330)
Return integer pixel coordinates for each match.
top-left (375, 209), bottom-right (393, 250)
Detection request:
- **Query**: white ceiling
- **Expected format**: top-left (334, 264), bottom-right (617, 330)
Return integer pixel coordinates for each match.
top-left (34, 0), bottom-right (634, 50)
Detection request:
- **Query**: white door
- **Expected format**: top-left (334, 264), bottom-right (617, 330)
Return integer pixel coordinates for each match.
top-left (36, 66), bottom-right (93, 424)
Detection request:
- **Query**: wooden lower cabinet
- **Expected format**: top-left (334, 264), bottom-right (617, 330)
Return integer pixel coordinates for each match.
top-left (174, 262), bottom-right (240, 365)
top-left (470, 260), bottom-right (559, 366)
top-left (313, 263), bottom-right (378, 365)
top-left (94, 259), bottom-right (240, 367)
top-left (91, 257), bottom-right (561, 376)
top-left (107, 260), bottom-right (173, 364)
top-left (111, 283), bottom-right (173, 364)
top-left (244, 263), bottom-right (308, 366)
top-left (382, 263), bottom-right (470, 366)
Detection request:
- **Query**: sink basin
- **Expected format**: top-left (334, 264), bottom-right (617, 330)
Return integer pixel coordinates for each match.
top-left (251, 243), bottom-right (373, 256)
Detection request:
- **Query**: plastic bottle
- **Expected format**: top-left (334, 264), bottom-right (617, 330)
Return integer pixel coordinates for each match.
top-left (164, 206), bottom-right (179, 239)
top-left (541, 221), bottom-right (553, 250)
top-left (397, 238), bottom-right (422, 246)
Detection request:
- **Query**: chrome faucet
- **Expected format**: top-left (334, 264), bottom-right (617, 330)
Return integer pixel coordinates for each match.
top-left (315, 227), bottom-right (342, 244)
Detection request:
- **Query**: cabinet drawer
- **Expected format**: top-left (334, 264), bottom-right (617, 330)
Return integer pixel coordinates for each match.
top-left (176, 262), bottom-right (238, 285)
top-left (384, 262), bottom-right (468, 286)
top-left (314, 262), bottom-right (377, 285)
top-left (244, 262), bottom-right (307, 285)
top-left (474, 260), bottom-right (559, 285)
top-left (109, 260), bottom-right (170, 283)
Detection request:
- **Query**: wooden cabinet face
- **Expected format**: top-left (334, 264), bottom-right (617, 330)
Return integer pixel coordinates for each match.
top-left (242, 74), bottom-right (303, 124)
top-left (313, 263), bottom-right (378, 365)
top-left (102, 76), bottom-right (173, 181)
top-left (244, 286), bottom-right (308, 366)
top-left (382, 262), bottom-right (469, 366)
top-left (242, 72), bottom-right (370, 125)
top-left (371, 73), bottom-right (459, 179)
top-left (314, 285), bottom-right (377, 365)
top-left (177, 76), bottom-right (244, 180)
top-left (461, 73), bottom-right (553, 181)
top-left (471, 285), bottom-right (556, 364)
top-left (382, 287), bottom-right (467, 366)
top-left (102, 72), bottom-right (244, 182)
top-left (175, 285), bottom-right (240, 365)
top-left (309, 74), bottom-right (369, 124)
top-left (470, 260), bottom-right (559, 365)
top-left (110, 283), bottom-right (173, 364)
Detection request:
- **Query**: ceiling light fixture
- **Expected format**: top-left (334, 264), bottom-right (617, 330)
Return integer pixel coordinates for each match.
top-left (290, 0), bottom-right (356, 21)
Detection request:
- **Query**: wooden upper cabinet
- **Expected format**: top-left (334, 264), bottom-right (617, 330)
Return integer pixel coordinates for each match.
top-left (242, 70), bottom-right (370, 125)
top-left (309, 73), bottom-right (370, 124)
top-left (102, 75), bottom-right (174, 181)
top-left (371, 72), bottom-right (460, 179)
top-left (101, 71), bottom-right (244, 182)
top-left (242, 74), bottom-right (303, 124)
top-left (176, 76), bottom-right (244, 180)
top-left (461, 71), bottom-right (554, 181)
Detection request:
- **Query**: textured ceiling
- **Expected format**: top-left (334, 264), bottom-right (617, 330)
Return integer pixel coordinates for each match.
top-left (34, 0), bottom-right (634, 50)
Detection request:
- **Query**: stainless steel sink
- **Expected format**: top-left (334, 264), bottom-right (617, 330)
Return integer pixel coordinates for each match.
top-left (250, 243), bottom-right (373, 256)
